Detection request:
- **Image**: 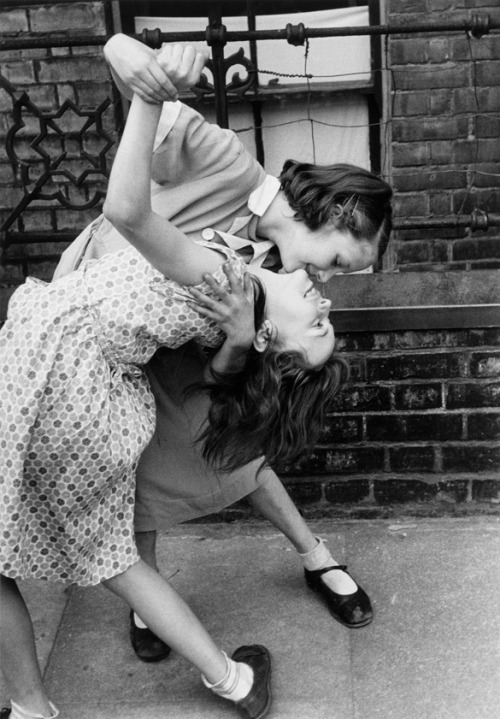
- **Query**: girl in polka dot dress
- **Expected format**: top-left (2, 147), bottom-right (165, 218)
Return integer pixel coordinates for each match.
top-left (0, 52), bottom-right (348, 719)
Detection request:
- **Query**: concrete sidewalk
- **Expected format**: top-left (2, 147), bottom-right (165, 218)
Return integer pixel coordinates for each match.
top-left (2, 517), bottom-right (500, 719)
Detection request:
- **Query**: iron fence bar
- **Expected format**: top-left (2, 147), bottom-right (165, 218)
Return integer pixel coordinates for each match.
top-left (1, 14), bottom-right (497, 52)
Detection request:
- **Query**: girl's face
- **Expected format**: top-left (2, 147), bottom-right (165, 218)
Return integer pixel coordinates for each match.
top-left (274, 221), bottom-right (378, 283)
top-left (251, 267), bottom-right (335, 368)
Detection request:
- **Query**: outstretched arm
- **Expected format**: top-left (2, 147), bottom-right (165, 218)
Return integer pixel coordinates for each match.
top-left (103, 45), bottom-right (223, 285)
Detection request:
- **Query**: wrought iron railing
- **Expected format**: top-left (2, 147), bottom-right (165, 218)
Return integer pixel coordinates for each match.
top-left (1, 2), bottom-right (499, 260)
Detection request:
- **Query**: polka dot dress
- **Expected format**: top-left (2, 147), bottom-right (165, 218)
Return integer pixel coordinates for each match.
top-left (0, 242), bottom-right (244, 586)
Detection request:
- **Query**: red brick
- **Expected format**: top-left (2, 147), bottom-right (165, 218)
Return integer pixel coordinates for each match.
top-left (389, 446), bottom-right (436, 472)
top-left (374, 479), bottom-right (437, 504)
top-left (324, 479), bottom-right (370, 504)
top-left (54, 207), bottom-right (101, 230)
top-left (395, 384), bottom-right (442, 410)
top-left (51, 48), bottom-right (71, 58)
top-left (2, 60), bottom-right (36, 85)
top-left (428, 38), bottom-right (453, 63)
top-left (396, 241), bottom-right (430, 264)
top-left (429, 91), bottom-right (453, 116)
top-left (452, 187), bottom-right (500, 214)
top-left (37, 58), bottom-right (109, 84)
top-left (388, 2), bottom-right (428, 15)
top-left (395, 170), bottom-right (466, 192)
top-left (29, 4), bottom-right (106, 34)
top-left (442, 444), bottom-right (500, 472)
top-left (447, 382), bottom-right (500, 408)
top-left (475, 60), bottom-right (500, 86)
top-left (452, 239), bottom-right (500, 262)
top-left (429, 241), bottom-right (450, 262)
top-left (391, 119), bottom-right (426, 142)
top-left (320, 416), bottom-right (363, 443)
top-left (473, 164), bottom-right (500, 187)
top-left (468, 413), bottom-right (500, 439)
top-left (468, 329), bottom-right (500, 347)
top-left (334, 384), bottom-right (392, 413)
top-left (392, 65), bottom-right (469, 91)
top-left (366, 413), bottom-right (462, 442)
top-left (470, 352), bottom-right (500, 378)
top-left (298, 447), bottom-right (385, 475)
top-left (393, 194), bottom-right (429, 217)
top-left (390, 38), bottom-right (428, 65)
top-left (367, 353), bottom-right (463, 381)
top-left (452, 87), bottom-right (482, 113)
top-left (422, 117), bottom-right (469, 140)
top-left (283, 479), bottom-right (323, 505)
top-left (335, 333), bottom-right (392, 352)
top-left (436, 480), bottom-right (469, 503)
top-left (392, 142), bottom-right (429, 167)
top-left (430, 193), bottom-right (453, 214)
top-left (453, 140), bottom-right (480, 164)
top-left (20, 210), bottom-right (54, 233)
top-left (0, 9), bottom-right (28, 33)
top-left (476, 115), bottom-right (500, 138)
top-left (471, 479), bottom-right (500, 501)
top-left (393, 91), bottom-right (429, 117)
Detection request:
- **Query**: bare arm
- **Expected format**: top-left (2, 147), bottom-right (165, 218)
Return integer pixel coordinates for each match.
top-left (103, 33), bottom-right (178, 103)
top-left (103, 46), bottom-right (220, 285)
top-left (187, 263), bottom-right (255, 377)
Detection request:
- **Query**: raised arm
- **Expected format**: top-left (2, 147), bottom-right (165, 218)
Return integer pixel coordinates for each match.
top-left (103, 46), bottom-right (222, 285)
top-left (104, 33), bottom-right (178, 104)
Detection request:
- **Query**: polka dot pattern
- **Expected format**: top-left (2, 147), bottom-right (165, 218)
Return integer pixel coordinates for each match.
top-left (0, 242), bottom-right (244, 586)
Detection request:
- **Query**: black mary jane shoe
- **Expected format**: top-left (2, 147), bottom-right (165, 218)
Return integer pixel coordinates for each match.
top-left (305, 565), bottom-right (373, 628)
top-left (231, 645), bottom-right (272, 719)
top-left (130, 611), bottom-right (172, 663)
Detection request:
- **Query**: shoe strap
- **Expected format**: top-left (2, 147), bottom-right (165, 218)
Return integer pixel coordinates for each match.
top-left (309, 565), bottom-right (348, 578)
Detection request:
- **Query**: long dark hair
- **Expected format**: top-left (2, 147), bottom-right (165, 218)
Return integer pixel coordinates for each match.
top-left (280, 161), bottom-right (393, 262)
top-left (195, 278), bottom-right (349, 473)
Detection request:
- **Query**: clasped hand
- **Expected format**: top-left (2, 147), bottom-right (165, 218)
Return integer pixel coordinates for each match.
top-left (104, 35), bottom-right (208, 103)
top-left (187, 262), bottom-right (256, 352)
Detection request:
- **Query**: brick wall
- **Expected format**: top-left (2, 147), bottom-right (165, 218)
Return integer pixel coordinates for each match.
top-left (388, 0), bottom-right (500, 272)
top-left (0, 1), bottom-right (115, 282)
top-left (272, 327), bottom-right (500, 520)
top-left (1, 1), bottom-right (499, 517)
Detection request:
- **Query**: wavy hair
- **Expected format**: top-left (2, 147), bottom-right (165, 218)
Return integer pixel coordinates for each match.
top-left (280, 160), bottom-right (393, 263)
top-left (194, 278), bottom-right (349, 473)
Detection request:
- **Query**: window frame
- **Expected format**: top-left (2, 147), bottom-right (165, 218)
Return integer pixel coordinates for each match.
top-left (117, 0), bottom-right (383, 172)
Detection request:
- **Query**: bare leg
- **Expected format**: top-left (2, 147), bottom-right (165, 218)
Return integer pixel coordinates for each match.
top-left (104, 559), bottom-right (227, 683)
top-left (246, 473), bottom-right (357, 593)
top-left (245, 473), bottom-right (319, 552)
top-left (0, 575), bottom-right (53, 716)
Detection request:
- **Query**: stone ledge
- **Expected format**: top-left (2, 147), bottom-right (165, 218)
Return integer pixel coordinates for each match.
top-left (324, 269), bottom-right (500, 332)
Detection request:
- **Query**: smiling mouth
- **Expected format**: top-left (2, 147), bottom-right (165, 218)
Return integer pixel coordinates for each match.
top-left (304, 283), bottom-right (318, 298)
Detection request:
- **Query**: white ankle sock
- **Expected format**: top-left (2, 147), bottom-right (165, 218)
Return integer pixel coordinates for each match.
top-left (202, 652), bottom-right (254, 702)
top-left (133, 611), bottom-right (148, 629)
top-left (10, 700), bottom-right (59, 719)
top-left (299, 537), bottom-right (358, 594)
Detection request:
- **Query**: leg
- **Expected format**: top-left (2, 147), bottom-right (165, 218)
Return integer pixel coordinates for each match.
top-left (246, 473), bottom-right (373, 628)
top-left (246, 472), bottom-right (318, 554)
top-left (129, 529), bottom-right (172, 662)
top-left (104, 559), bottom-right (272, 718)
top-left (104, 559), bottom-right (227, 681)
top-left (0, 575), bottom-right (54, 717)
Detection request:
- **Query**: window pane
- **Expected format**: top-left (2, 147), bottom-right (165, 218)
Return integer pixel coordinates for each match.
top-left (134, 5), bottom-right (371, 172)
